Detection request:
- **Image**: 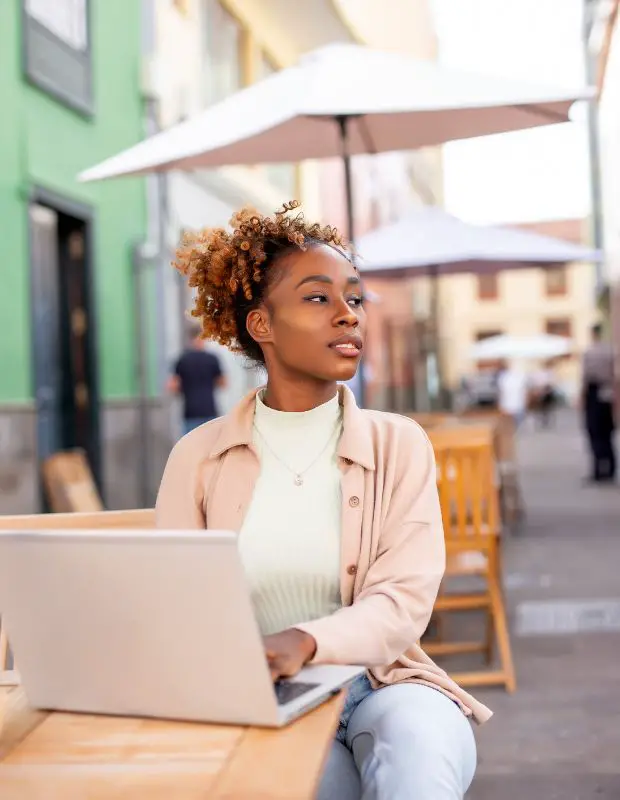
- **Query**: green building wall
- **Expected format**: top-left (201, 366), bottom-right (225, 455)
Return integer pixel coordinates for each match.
top-left (0, 0), bottom-right (147, 404)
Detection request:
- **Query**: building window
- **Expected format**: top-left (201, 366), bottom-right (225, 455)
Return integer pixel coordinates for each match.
top-left (545, 318), bottom-right (572, 338)
top-left (22, 0), bottom-right (92, 114)
top-left (201, 3), bottom-right (298, 196)
top-left (26, 0), bottom-right (87, 49)
top-left (545, 266), bottom-right (568, 296)
top-left (477, 273), bottom-right (499, 301)
top-left (476, 330), bottom-right (502, 342)
top-left (203, 0), bottom-right (245, 105)
top-left (474, 330), bottom-right (503, 371)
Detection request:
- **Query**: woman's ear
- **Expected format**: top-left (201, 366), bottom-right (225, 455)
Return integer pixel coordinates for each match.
top-left (246, 307), bottom-right (273, 347)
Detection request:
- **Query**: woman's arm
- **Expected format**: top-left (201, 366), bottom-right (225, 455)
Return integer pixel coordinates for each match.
top-left (155, 437), bottom-right (206, 529)
top-left (295, 422), bottom-right (444, 666)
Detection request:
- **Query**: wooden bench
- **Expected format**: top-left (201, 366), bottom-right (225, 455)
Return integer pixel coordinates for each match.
top-left (0, 509), bottom-right (154, 532)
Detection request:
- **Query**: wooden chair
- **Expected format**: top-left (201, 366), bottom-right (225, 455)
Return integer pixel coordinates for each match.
top-left (425, 441), bottom-right (516, 692)
top-left (0, 509), bottom-right (155, 685)
top-left (42, 450), bottom-right (104, 513)
top-left (426, 415), bottom-right (524, 530)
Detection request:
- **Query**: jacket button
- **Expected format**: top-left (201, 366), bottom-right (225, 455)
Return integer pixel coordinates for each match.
top-left (347, 564), bottom-right (357, 575)
top-left (343, 458), bottom-right (353, 465)
top-left (349, 495), bottom-right (360, 507)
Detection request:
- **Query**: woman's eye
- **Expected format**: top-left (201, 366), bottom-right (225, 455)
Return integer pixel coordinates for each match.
top-left (348, 296), bottom-right (363, 307)
top-left (305, 294), bottom-right (328, 303)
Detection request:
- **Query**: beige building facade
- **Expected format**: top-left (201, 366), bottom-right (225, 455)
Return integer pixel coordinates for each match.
top-left (437, 220), bottom-right (597, 401)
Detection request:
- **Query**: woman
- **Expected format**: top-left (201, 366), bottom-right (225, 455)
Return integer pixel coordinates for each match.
top-left (157, 202), bottom-right (492, 799)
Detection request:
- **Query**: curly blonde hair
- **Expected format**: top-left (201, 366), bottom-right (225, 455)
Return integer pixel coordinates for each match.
top-left (172, 200), bottom-right (352, 364)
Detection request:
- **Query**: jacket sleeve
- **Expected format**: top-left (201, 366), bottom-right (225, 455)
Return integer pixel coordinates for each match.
top-left (155, 436), bottom-right (206, 529)
top-left (296, 422), bottom-right (445, 666)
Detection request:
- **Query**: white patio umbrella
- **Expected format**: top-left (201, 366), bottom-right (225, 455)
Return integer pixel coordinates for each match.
top-left (470, 334), bottom-right (572, 362)
top-left (79, 43), bottom-right (592, 241)
top-left (358, 206), bottom-right (602, 277)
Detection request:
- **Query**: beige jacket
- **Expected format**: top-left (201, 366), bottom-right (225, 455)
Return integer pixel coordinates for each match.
top-left (156, 387), bottom-right (492, 724)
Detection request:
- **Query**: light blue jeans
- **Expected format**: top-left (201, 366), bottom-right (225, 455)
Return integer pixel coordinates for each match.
top-left (318, 676), bottom-right (477, 800)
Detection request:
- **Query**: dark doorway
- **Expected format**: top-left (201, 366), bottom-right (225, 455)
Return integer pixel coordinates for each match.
top-left (29, 193), bottom-right (101, 507)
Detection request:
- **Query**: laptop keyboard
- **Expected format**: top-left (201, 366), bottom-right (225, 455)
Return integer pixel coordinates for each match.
top-left (274, 680), bottom-right (320, 706)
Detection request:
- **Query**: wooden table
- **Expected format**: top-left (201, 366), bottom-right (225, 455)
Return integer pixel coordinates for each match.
top-left (0, 685), bottom-right (342, 799)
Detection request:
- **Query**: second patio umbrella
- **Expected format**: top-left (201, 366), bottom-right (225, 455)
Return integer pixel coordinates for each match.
top-left (471, 334), bottom-right (572, 361)
top-left (357, 206), bottom-right (601, 277)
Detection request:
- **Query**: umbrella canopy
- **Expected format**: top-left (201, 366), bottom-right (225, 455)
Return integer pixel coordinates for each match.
top-left (357, 206), bottom-right (601, 277)
top-left (470, 334), bottom-right (572, 361)
top-left (78, 43), bottom-right (592, 183)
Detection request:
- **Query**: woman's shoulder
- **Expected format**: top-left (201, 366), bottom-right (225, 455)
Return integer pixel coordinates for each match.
top-left (360, 409), bottom-right (434, 459)
top-left (354, 410), bottom-right (437, 491)
top-left (362, 408), bottom-right (429, 438)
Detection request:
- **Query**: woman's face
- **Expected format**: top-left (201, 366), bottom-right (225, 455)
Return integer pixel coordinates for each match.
top-left (248, 244), bottom-right (366, 384)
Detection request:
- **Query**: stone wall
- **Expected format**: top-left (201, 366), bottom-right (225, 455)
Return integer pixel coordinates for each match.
top-left (0, 399), bottom-right (174, 515)
top-left (0, 404), bottom-right (38, 514)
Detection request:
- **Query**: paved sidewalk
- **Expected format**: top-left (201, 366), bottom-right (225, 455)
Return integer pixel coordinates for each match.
top-left (466, 412), bottom-right (620, 799)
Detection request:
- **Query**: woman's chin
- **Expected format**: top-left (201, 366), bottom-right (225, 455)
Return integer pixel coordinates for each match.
top-left (333, 363), bottom-right (360, 382)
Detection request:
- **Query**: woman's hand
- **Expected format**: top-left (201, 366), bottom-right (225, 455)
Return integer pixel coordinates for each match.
top-left (264, 628), bottom-right (317, 681)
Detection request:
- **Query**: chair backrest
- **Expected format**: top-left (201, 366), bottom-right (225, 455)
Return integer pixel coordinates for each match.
top-left (427, 425), bottom-right (494, 450)
top-left (42, 450), bottom-right (104, 513)
top-left (434, 441), bottom-right (500, 550)
top-left (406, 412), bottom-right (452, 430)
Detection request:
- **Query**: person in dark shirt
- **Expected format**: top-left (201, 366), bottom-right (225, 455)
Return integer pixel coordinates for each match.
top-left (167, 324), bottom-right (227, 435)
top-left (581, 323), bottom-right (616, 483)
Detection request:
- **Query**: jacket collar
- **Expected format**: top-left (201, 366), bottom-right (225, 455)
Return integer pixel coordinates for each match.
top-left (209, 385), bottom-right (375, 471)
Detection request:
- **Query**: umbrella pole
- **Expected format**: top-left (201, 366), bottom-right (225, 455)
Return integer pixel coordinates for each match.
top-left (337, 116), bottom-right (355, 243)
top-left (337, 115), bottom-right (366, 407)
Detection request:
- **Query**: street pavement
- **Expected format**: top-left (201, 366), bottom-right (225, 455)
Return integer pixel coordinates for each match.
top-left (465, 411), bottom-right (620, 799)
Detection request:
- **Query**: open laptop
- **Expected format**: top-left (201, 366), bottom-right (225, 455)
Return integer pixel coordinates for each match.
top-left (0, 529), bottom-right (364, 727)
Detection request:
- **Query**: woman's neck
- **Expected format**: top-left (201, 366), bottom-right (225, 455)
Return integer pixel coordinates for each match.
top-left (262, 380), bottom-right (338, 412)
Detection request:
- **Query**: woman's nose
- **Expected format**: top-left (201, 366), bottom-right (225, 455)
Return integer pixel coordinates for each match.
top-left (334, 301), bottom-right (359, 326)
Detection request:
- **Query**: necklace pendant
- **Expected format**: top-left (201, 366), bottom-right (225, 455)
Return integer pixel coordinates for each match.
top-left (294, 474), bottom-right (304, 487)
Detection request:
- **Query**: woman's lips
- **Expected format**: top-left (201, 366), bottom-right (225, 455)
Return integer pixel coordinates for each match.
top-left (330, 338), bottom-right (363, 358)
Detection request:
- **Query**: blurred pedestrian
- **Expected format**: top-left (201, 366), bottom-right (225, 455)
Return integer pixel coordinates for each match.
top-left (497, 361), bottom-right (529, 429)
top-left (532, 361), bottom-right (557, 429)
top-left (167, 323), bottom-right (227, 435)
top-left (581, 323), bottom-right (616, 484)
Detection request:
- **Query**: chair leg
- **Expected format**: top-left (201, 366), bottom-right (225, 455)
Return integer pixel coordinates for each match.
top-left (488, 573), bottom-right (516, 692)
top-left (484, 607), bottom-right (494, 665)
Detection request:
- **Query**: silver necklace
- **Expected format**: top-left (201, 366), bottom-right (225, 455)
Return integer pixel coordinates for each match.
top-left (253, 420), bottom-right (341, 486)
